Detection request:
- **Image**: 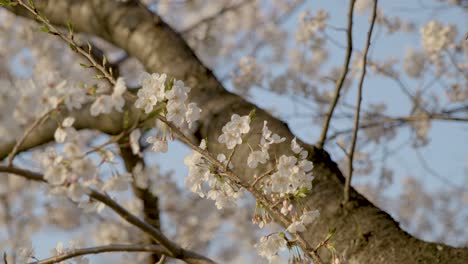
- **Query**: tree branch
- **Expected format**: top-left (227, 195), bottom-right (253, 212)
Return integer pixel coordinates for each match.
top-left (29, 244), bottom-right (170, 264)
top-left (326, 111), bottom-right (468, 143)
top-left (119, 137), bottom-right (162, 264)
top-left (0, 165), bottom-right (216, 264)
top-left (317, 0), bottom-right (356, 148)
top-left (344, 0), bottom-right (378, 205)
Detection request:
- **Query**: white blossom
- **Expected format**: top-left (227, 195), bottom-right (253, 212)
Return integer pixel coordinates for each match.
top-left (166, 79), bottom-right (190, 102)
top-left (111, 77), bottom-right (127, 112)
top-left (146, 136), bottom-right (168, 153)
top-left (67, 183), bottom-right (86, 202)
top-left (255, 234), bottom-right (287, 261)
top-left (70, 158), bottom-right (96, 180)
top-left (140, 72), bottom-right (166, 101)
top-left (300, 210), bottom-right (320, 225)
top-left (90, 78), bottom-right (127, 116)
top-left (166, 100), bottom-right (187, 127)
top-left (218, 130), bottom-right (243, 149)
top-left (186, 102), bottom-right (201, 128)
top-left (102, 174), bottom-right (132, 192)
top-left (404, 49), bottom-right (425, 78)
top-left (291, 138), bottom-right (308, 159)
top-left (261, 121), bottom-right (286, 148)
top-left (420, 21), bottom-right (456, 59)
top-left (54, 127), bottom-right (67, 143)
top-left (62, 117), bottom-right (75, 127)
top-left (44, 163), bottom-right (68, 185)
top-left (90, 95), bottom-right (113, 116)
top-left (54, 117), bottom-right (76, 143)
top-left (247, 150), bottom-right (269, 168)
top-left (133, 163), bottom-right (149, 189)
top-left (135, 88), bottom-right (158, 114)
top-left (218, 114), bottom-right (251, 149)
top-left (129, 129), bottom-right (142, 155)
top-left (78, 200), bottom-right (105, 213)
top-left (286, 220), bottom-right (306, 233)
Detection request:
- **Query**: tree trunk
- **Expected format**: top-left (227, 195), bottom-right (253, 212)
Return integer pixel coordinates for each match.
top-left (5, 1), bottom-right (468, 263)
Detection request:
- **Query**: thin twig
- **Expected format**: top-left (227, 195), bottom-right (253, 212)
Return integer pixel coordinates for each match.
top-left (317, 0), bottom-right (356, 148)
top-left (16, 0), bottom-right (116, 85)
top-left (156, 255), bottom-right (167, 264)
top-left (7, 109), bottom-right (53, 166)
top-left (327, 111), bottom-right (468, 143)
top-left (343, 0), bottom-right (378, 205)
top-left (29, 244), bottom-right (169, 264)
top-left (224, 146), bottom-right (237, 171)
top-left (251, 167), bottom-right (275, 188)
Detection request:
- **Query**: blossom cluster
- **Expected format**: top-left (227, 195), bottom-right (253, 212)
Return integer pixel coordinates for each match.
top-left (218, 114), bottom-right (251, 149)
top-left (247, 121), bottom-right (285, 168)
top-left (420, 20), bottom-right (456, 59)
top-left (184, 113), bottom-right (319, 262)
top-left (267, 138), bottom-right (314, 195)
top-left (255, 233), bottom-right (288, 263)
top-left (135, 72), bottom-right (201, 129)
top-left (254, 209), bottom-right (320, 263)
top-left (134, 72), bottom-right (201, 152)
top-left (295, 9), bottom-right (328, 44)
top-left (286, 209), bottom-right (320, 233)
top-left (233, 57), bottom-right (263, 95)
top-left (184, 140), bottom-right (242, 209)
top-left (46, 116), bottom-right (137, 211)
top-left (403, 49), bottom-right (426, 78)
top-left (90, 77), bottom-right (127, 116)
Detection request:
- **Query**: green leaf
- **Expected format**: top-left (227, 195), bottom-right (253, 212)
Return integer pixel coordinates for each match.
top-left (249, 108), bottom-right (256, 121)
top-left (79, 63), bottom-right (92, 68)
top-left (102, 56), bottom-right (107, 66)
top-left (66, 19), bottom-right (74, 36)
top-left (0, 0), bottom-right (17, 6)
top-left (39, 25), bottom-right (50, 33)
top-left (69, 43), bottom-right (77, 52)
top-left (123, 110), bottom-right (130, 129)
top-left (88, 85), bottom-right (97, 96)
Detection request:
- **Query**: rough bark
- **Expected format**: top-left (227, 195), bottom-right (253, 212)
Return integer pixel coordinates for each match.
top-left (4, 1), bottom-right (468, 263)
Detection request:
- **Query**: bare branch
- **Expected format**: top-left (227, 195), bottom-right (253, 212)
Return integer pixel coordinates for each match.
top-left (317, 0), bottom-right (356, 148)
top-left (29, 244), bottom-right (170, 264)
top-left (119, 137), bottom-right (162, 263)
top-left (327, 111), bottom-right (468, 143)
top-left (0, 165), bottom-right (216, 264)
top-left (7, 109), bottom-right (54, 166)
top-left (343, 0), bottom-right (378, 205)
